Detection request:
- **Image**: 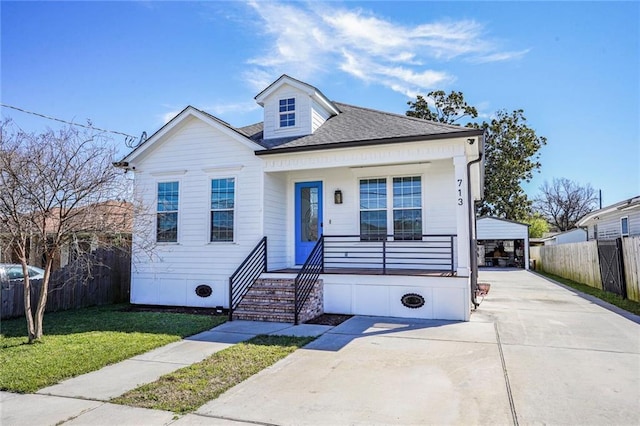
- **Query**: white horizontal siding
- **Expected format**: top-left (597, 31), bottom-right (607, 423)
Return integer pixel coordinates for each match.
top-left (130, 117), bottom-right (265, 307)
top-left (262, 85), bottom-right (312, 140)
top-left (311, 99), bottom-right (331, 133)
top-left (477, 217), bottom-right (528, 240)
top-left (264, 172), bottom-right (288, 269)
top-left (593, 209), bottom-right (640, 239)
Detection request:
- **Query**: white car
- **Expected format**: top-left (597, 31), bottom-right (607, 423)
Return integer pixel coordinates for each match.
top-left (0, 263), bottom-right (45, 282)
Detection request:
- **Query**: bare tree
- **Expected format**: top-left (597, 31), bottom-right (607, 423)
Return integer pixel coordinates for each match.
top-left (534, 178), bottom-right (598, 231)
top-left (0, 120), bottom-right (130, 343)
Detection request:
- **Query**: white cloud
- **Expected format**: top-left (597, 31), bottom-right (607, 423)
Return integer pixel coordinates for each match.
top-left (240, 2), bottom-right (527, 97)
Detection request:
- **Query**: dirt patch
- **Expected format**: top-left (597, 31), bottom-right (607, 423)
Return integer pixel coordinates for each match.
top-left (121, 304), bottom-right (226, 316)
top-left (305, 313), bottom-right (353, 326)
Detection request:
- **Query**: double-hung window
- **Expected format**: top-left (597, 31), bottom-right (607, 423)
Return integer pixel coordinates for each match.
top-left (211, 178), bottom-right (235, 242)
top-left (359, 176), bottom-right (423, 241)
top-left (279, 98), bottom-right (295, 127)
top-left (360, 178), bottom-right (387, 240)
top-left (157, 181), bottom-right (179, 242)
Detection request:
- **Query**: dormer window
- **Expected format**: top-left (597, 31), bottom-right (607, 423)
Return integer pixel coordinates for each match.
top-left (279, 98), bottom-right (295, 127)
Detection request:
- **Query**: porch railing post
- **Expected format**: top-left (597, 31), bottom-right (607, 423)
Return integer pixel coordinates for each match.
top-left (382, 238), bottom-right (387, 274)
top-left (228, 276), bottom-right (233, 321)
top-left (450, 235), bottom-right (454, 273)
top-left (263, 236), bottom-right (268, 272)
top-left (321, 235), bottom-right (325, 273)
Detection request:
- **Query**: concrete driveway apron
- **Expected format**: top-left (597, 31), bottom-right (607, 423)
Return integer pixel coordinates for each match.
top-left (191, 270), bottom-right (639, 426)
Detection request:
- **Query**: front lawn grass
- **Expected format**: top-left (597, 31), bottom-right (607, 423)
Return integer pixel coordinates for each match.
top-left (0, 304), bottom-right (226, 393)
top-left (112, 334), bottom-right (314, 413)
top-left (537, 271), bottom-right (640, 316)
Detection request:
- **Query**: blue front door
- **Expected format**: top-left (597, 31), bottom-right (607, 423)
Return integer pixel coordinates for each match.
top-left (295, 181), bottom-right (323, 265)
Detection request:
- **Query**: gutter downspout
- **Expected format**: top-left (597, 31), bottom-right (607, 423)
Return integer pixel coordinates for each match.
top-left (467, 151), bottom-right (483, 309)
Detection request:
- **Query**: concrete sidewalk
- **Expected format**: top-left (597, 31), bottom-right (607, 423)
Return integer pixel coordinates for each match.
top-left (1, 321), bottom-right (333, 426)
top-left (2, 270), bottom-right (639, 425)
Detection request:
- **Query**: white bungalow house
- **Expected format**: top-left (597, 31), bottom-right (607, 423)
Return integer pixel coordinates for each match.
top-left (117, 75), bottom-right (485, 323)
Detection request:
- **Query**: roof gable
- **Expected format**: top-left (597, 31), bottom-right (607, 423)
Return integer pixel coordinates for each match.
top-left (254, 74), bottom-right (339, 116)
top-left (577, 195), bottom-right (640, 226)
top-left (120, 106), bottom-right (264, 164)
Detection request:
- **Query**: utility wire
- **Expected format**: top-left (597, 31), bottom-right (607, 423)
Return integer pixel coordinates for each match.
top-left (1, 103), bottom-right (146, 147)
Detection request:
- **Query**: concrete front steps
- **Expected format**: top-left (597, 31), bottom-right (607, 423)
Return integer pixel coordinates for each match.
top-left (232, 276), bottom-right (324, 323)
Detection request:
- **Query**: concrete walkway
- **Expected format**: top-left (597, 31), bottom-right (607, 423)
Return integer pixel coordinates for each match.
top-left (1, 321), bottom-right (333, 426)
top-left (2, 270), bottom-right (639, 425)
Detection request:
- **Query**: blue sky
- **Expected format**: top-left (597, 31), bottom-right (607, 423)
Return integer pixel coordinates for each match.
top-left (2, 1), bottom-right (638, 206)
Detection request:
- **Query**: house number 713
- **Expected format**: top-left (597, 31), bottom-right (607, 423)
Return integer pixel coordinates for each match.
top-left (457, 179), bottom-right (463, 205)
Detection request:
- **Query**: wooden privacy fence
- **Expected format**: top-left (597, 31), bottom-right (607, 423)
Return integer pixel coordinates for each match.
top-left (1, 248), bottom-right (131, 319)
top-left (621, 236), bottom-right (640, 302)
top-left (536, 236), bottom-right (640, 303)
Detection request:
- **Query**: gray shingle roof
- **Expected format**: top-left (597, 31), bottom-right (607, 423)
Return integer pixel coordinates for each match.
top-left (236, 102), bottom-right (482, 154)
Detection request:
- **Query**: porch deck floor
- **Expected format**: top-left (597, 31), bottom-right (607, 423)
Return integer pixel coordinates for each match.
top-left (268, 268), bottom-right (455, 277)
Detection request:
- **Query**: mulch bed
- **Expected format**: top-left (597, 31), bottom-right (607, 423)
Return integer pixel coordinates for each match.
top-left (305, 313), bottom-right (353, 326)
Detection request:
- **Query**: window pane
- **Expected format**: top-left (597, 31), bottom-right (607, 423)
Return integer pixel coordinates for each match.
top-left (157, 212), bottom-right (178, 242)
top-left (211, 211), bottom-right (234, 241)
top-left (393, 177), bottom-right (421, 208)
top-left (360, 179), bottom-right (387, 209)
top-left (211, 178), bottom-right (235, 209)
top-left (299, 187), bottom-right (319, 242)
top-left (360, 211), bottom-right (387, 240)
top-left (394, 209), bottom-right (422, 240)
top-left (157, 182), bottom-right (179, 212)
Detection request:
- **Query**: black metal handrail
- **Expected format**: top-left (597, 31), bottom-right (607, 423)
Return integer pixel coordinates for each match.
top-left (294, 236), bottom-right (324, 325)
top-left (322, 234), bottom-right (456, 273)
top-left (228, 236), bottom-right (267, 321)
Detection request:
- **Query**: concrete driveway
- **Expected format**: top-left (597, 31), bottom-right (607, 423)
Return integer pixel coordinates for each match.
top-left (189, 270), bottom-right (640, 426)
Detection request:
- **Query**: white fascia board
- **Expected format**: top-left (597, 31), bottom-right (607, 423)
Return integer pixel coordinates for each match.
top-left (122, 107), bottom-right (264, 164)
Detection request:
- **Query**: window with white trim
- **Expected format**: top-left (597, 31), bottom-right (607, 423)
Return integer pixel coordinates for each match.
top-left (621, 216), bottom-right (629, 237)
top-left (360, 178), bottom-right (387, 240)
top-left (211, 178), bottom-right (235, 242)
top-left (359, 176), bottom-right (423, 241)
top-left (279, 98), bottom-right (295, 127)
top-left (157, 181), bottom-right (179, 242)
top-left (392, 176), bottom-right (422, 240)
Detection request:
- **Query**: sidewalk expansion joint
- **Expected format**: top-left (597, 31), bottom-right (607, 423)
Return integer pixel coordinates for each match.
top-left (494, 322), bottom-right (519, 426)
top-left (179, 412), bottom-right (279, 426)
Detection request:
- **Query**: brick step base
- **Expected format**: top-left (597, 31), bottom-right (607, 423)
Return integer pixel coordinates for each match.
top-left (236, 301), bottom-right (294, 313)
top-left (232, 310), bottom-right (294, 323)
top-left (232, 276), bottom-right (323, 324)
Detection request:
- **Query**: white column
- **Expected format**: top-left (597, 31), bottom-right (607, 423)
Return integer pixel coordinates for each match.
top-left (453, 155), bottom-right (470, 277)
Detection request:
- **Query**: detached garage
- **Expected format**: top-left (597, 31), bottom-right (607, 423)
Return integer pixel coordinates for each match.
top-left (477, 217), bottom-right (530, 270)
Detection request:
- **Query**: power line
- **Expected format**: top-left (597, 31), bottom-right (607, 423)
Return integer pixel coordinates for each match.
top-left (0, 103), bottom-right (145, 147)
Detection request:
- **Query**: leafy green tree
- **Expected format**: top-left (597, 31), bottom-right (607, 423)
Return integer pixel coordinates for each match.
top-left (523, 214), bottom-right (550, 238)
top-left (473, 110), bottom-right (547, 220)
top-left (408, 92), bottom-right (546, 221)
top-left (406, 90), bottom-right (478, 124)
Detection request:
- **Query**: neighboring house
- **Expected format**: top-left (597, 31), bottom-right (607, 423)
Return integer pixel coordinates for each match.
top-left (577, 195), bottom-right (640, 240)
top-left (530, 228), bottom-right (587, 246)
top-left (0, 201), bottom-right (132, 269)
top-left (476, 217), bottom-right (529, 270)
top-left (117, 75), bottom-right (484, 322)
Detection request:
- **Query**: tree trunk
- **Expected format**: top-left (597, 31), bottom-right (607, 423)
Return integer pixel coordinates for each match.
top-left (32, 257), bottom-right (54, 341)
top-left (23, 271), bottom-right (37, 343)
